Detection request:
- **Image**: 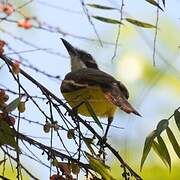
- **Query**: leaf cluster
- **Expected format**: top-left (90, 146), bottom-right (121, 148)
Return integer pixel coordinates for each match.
top-left (87, 1), bottom-right (166, 28)
top-left (141, 109), bottom-right (180, 171)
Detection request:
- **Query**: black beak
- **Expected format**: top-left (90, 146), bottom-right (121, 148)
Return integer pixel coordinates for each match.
top-left (61, 38), bottom-right (77, 56)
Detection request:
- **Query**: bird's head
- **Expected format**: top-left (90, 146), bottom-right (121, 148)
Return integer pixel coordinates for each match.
top-left (61, 38), bottom-right (99, 71)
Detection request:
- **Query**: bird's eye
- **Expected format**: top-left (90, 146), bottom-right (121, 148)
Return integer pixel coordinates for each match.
top-left (86, 54), bottom-right (92, 58)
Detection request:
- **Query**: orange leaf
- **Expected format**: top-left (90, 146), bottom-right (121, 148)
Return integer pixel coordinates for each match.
top-left (3, 4), bottom-right (14, 15)
top-left (17, 18), bottom-right (32, 29)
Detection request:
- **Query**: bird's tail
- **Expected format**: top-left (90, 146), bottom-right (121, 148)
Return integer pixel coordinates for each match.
top-left (104, 91), bottom-right (142, 117)
top-left (120, 100), bottom-right (142, 117)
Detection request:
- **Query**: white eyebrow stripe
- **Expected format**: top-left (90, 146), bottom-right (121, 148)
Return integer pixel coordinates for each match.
top-left (63, 80), bottom-right (88, 87)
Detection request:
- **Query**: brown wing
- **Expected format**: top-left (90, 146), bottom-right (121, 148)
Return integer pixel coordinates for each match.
top-left (61, 68), bottom-right (141, 116)
top-left (61, 68), bottom-right (116, 93)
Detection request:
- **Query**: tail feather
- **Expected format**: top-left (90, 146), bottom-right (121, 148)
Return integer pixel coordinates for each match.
top-left (104, 91), bottom-right (141, 117)
top-left (119, 99), bottom-right (142, 117)
top-left (120, 103), bottom-right (142, 117)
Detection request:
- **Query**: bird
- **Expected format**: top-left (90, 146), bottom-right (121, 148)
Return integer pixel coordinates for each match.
top-left (60, 38), bottom-right (141, 138)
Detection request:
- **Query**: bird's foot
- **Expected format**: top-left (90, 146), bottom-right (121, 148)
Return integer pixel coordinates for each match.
top-left (97, 137), bottom-right (108, 162)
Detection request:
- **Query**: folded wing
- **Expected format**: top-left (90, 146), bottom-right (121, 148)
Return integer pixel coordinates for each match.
top-left (61, 68), bottom-right (141, 116)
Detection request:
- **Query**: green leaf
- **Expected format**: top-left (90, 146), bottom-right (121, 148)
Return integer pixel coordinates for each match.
top-left (152, 140), bottom-right (168, 166)
top-left (174, 109), bottom-right (180, 132)
top-left (92, 16), bottom-right (122, 24)
top-left (84, 100), bottom-right (103, 130)
top-left (87, 3), bottom-right (117, 10)
top-left (156, 119), bottom-right (169, 136)
top-left (0, 159), bottom-right (7, 166)
top-left (83, 137), bottom-right (95, 155)
top-left (145, 0), bottom-right (164, 11)
top-left (0, 117), bottom-right (18, 150)
top-left (85, 153), bottom-right (115, 180)
top-left (157, 136), bottom-right (171, 171)
top-left (166, 127), bottom-right (180, 159)
top-left (126, 18), bottom-right (156, 28)
top-left (140, 130), bottom-right (157, 170)
top-left (4, 97), bottom-right (21, 113)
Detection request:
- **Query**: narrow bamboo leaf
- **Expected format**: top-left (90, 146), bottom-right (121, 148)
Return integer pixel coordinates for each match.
top-left (174, 109), bottom-right (180, 132)
top-left (152, 140), bottom-right (167, 166)
top-left (157, 136), bottom-right (171, 171)
top-left (166, 127), bottom-right (180, 159)
top-left (0, 159), bottom-right (7, 166)
top-left (83, 137), bottom-right (95, 155)
top-left (84, 100), bottom-right (103, 130)
top-left (145, 0), bottom-right (164, 11)
top-left (140, 130), bottom-right (157, 170)
top-left (156, 119), bottom-right (169, 136)
top-left (126, 18), bottom-right (156, 28)
top-left (4, 97), bottom-right (21, 113)
top-left (86, 152), bottom-right (115, 180)
top-left (87, 3), bottom-right (117, 10)
top-left (162, 0), bottom-right (165, 7)
top-left (92, 16), bottom-right (122, 24)
top-left (0, 118), bottom-right (18, 150)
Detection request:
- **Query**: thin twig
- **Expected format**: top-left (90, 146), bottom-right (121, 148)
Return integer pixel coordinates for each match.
top-left (1, 147), bottom-right (39, 180)
top-left (112, 0), bottom-right (124, 60)
top-left (0, 22), bottom-right (117, 46)
top-left (0, 0), bottom-right (34, 23)
top-left (16, 75), bottom-right (21, 180)
top-left (36, 0), bottom-right (83, 14)
top-left (153, 0), bottom-right (160, 66)
top-left (16, 131), bottom-right (91, 171)
top-left (79, 0), bottom-right (103, 46)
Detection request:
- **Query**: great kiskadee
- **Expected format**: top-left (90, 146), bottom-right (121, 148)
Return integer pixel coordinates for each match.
top-left (60, 39), bottom-right (141, 137)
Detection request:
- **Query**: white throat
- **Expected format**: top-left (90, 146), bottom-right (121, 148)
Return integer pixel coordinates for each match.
top-left (71, 55), bottom-right (86, 72)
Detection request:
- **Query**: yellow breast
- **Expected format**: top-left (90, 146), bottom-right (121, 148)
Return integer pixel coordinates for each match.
top-left (62, 86), bottom-right (116, 118)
